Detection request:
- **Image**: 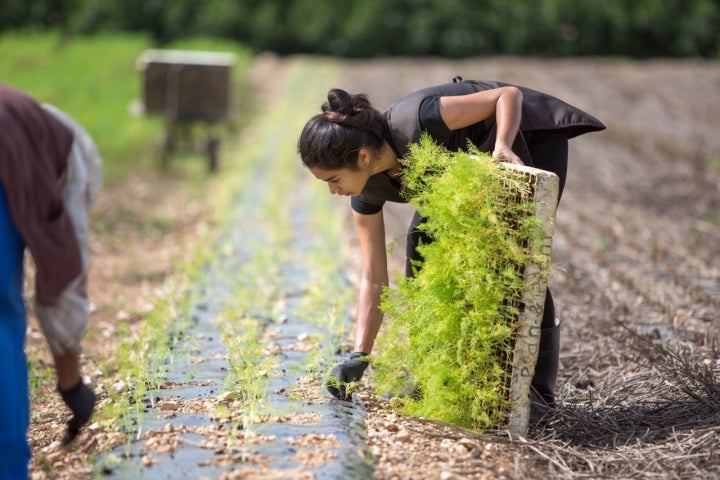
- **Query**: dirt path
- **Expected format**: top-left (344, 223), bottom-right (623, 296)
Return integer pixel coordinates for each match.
top-left (26, 55), bottom-right (720, 479)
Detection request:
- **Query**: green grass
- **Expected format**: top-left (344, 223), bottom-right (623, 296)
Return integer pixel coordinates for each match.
top-left (0, 30), bottom-right (252, 183)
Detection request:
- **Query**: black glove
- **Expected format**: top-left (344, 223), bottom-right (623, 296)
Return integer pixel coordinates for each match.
top-left (326, 352), bottom-right (370, 401)
top-left (59, 380), bottom-right (96, 446)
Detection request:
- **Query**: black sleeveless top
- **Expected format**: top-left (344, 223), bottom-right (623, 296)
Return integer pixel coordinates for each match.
top-left (351, 79), bottom-right (605, 215)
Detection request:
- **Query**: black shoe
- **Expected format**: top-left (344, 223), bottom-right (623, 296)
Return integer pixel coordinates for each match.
top-left (529, 389), bottom-right (555, 426)
top-left (59, 381), bottom-right (96, 446)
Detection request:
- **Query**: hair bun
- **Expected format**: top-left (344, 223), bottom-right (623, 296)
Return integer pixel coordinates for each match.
top-left (320, 88), bottom-right (375, 129)
top-left (324, 88), bottom-right (354, 116)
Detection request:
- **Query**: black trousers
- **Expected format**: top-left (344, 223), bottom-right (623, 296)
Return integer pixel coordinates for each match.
top-left (405, 131), bottom-right (568, 330)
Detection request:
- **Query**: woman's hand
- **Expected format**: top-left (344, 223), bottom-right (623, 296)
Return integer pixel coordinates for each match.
top-left (326, 352), bottom-right (370, 400)
top-left (492, 146), bottom-right (525, 165)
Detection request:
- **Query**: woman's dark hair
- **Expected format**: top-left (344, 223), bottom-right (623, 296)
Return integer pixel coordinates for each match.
top-left (298, 88), bottom-right (385, 170)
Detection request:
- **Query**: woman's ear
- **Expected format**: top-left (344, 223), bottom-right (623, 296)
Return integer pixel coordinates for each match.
top-left (357, 147), bottom-right (372, 168)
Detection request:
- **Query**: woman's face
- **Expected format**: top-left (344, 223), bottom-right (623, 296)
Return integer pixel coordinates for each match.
top-left (308, 164), bottom-right (372, 197)
top-left (308, 148), bottom-right (375, 196)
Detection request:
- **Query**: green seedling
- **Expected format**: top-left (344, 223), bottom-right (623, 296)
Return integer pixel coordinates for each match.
top-left (326, 376), bottom-right (362, 398)
top-left (101, 233), bottom-right (214, 448)
top-left (709, 157), bottom-right (720, 173)
top-left (374, 134), bottom-right (547, 430)
top-left (593, 234), bottom-right (613, 253)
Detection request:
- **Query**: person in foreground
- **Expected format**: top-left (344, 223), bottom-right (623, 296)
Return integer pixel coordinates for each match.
top-left (298, 76), bottom-right (606, 418)
top-left (0, 83), bottom-right (103, 478)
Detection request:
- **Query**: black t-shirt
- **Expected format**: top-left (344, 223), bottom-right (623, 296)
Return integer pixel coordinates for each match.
top-left (351, 95), bottom-right (509, 215)
top-left (350, 97), bottom-right (441, 215)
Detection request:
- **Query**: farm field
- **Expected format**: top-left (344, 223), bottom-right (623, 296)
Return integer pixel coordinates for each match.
top-left (21, 52), bottom-right (720, 479)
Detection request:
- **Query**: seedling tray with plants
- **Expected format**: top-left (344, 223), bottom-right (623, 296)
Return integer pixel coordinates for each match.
top-left (374, 135), bottom-right (559, 435)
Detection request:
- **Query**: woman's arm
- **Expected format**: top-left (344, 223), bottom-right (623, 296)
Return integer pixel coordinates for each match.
top-left (439, 86), bottom-right (524, 165)
top-left (352, 209), bottom-right (389, 354)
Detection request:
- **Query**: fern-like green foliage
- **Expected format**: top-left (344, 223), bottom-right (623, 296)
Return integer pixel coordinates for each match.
top-left (374, 134), bottom-right (546, 430)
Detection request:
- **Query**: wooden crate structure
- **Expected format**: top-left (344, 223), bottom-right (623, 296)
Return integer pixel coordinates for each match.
top-left (138, 49), bottom-right (235, 122)
top-left (137, 49), bottom-right (236, 171)
top-left (501, 163), bottom-right (559, 436)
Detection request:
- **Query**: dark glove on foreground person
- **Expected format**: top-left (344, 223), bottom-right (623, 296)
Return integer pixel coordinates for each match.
top-left (59, 380), bottom-right (96, 446)
top-left (326, 352), bottom-right (370, 401)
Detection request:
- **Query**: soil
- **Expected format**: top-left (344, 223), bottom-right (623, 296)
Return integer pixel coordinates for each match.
top-left (25, 55), bottom-right (720, 479)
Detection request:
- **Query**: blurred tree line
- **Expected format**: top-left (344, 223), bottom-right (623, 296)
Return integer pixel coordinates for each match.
top-left (2, 0), bottom-right (719, 58)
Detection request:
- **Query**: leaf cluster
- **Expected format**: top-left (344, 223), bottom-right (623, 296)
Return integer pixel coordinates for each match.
top-left (374, 135), bottom-right (546, 430)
